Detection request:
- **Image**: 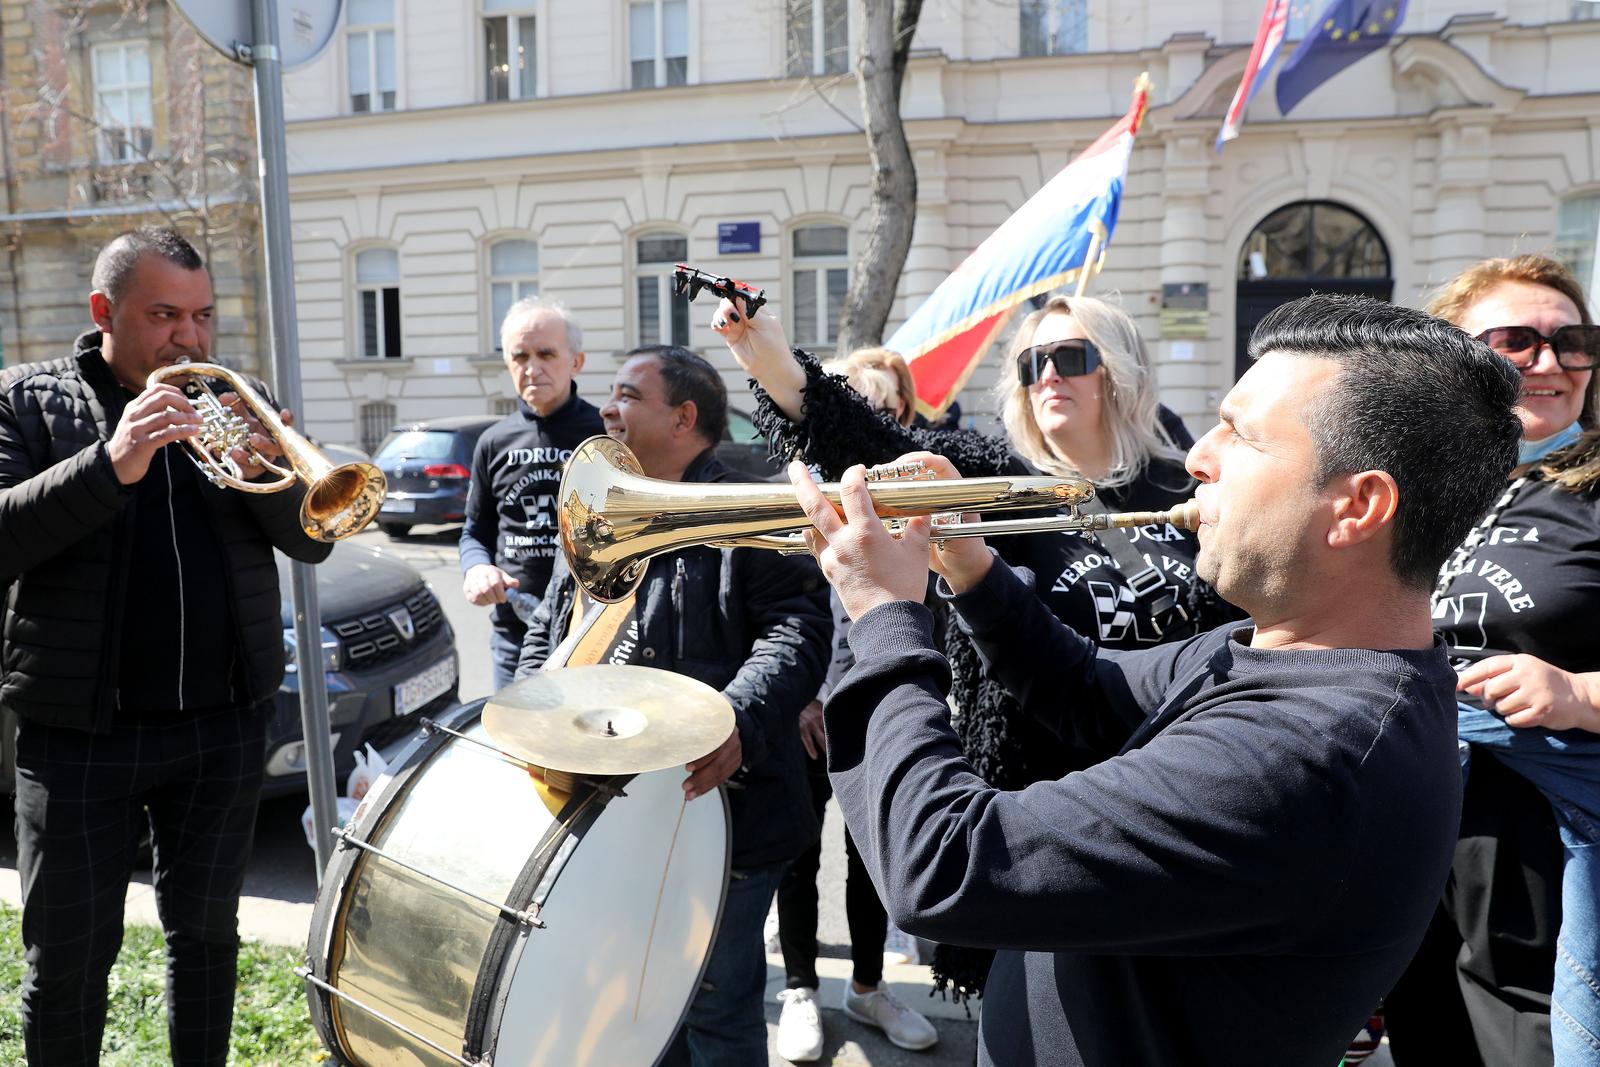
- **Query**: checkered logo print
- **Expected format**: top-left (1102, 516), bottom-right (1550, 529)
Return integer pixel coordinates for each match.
top-left (1089, 579), bottom-right (1135, 643)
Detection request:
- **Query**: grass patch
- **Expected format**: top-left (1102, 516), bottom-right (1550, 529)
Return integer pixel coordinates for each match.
top-left (0, 903), bottom-right (326, 1065)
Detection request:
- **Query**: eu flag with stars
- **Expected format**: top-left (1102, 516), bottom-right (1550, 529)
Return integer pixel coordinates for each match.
top-left (1275, 0), bottom-right (1408, 116)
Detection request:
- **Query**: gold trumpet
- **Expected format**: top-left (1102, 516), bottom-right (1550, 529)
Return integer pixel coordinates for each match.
top-left (147, 360), bottom-right (388, 542)
top-left (557, 435), bottom-right (1199, 603)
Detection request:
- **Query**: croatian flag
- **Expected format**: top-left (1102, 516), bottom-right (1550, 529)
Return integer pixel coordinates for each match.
top-left (1216, 0), bottom-right (1291, 152)
top-left (890, 77), bottom-right (1150, 419)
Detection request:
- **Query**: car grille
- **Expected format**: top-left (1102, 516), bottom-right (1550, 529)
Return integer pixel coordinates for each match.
top-left (329, 587), bottom-right (446, 671)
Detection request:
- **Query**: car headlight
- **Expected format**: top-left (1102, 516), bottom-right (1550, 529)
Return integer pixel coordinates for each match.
top-left (283, 626), bottom-right (341, 674)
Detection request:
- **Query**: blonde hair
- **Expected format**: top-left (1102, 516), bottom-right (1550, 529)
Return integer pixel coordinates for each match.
top-left (821, 346), bottom-right (917, 426)
top-left (995, 295), bottom-right (1186, 489)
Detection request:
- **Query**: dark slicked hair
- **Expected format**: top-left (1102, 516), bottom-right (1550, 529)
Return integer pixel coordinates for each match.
top-left (1249, 294), bottom-right (1522, 590)
top-left (625, 344), bottom-right (728, 445)
top-left (92, 227), bottom-right (205, 303)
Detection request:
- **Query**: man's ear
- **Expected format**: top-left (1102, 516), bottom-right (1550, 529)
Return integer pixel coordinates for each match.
top-left (674, 399), bottom-right (699, 439)
top-left (571, 350), bottom-right (586, 375)
top-left (1327, 469), bottom-right (1400, 550)
top-left (89, 291), bottom-right (114, 333)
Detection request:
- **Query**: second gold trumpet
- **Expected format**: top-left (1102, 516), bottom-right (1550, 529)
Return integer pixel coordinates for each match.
top-left (558, 436), bottom-right (1198, 603)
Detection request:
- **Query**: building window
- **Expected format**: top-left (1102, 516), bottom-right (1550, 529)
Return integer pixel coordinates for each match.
top-left (1574, 3), bottom-right (1600, 21)
top-left (635, 231), bottom-right (690, 347)
top-left (791, 224), bottom-right (848, 350)
top-left (629, 0), bottom-right (688, 89)
top-left (1020, 0), bottom-right (1087, 57)
top-left (347, 0), bottom-right (397, 113)
top-left (786, 0), bottom-right (848, 77)
top-left (492, 396), bottom-right (518, 416)
top-left (356, 248), bottom-right (403, 359)
top-left (489, 239), bottom-right (540, 350)
top-left (359, 401), bottom-right (397, 454)
top-left (1556, 195), bottom-right (1600, 303)
top-left (91, 41), bottom-right (154, 163)
top-left (484, 1), bottom-right (536, 101)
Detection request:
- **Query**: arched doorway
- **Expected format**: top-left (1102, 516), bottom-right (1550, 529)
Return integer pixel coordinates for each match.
top-left (1235, 201), bottom-right (1393, 379)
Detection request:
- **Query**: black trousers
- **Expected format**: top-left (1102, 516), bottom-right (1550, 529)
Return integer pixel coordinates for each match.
top-left (1386, 749), bottom-right (1561, 1067)
top-left (775, 755), bottom-right (888, 990)
top-left (13, 704), bottom-right (268, 1067)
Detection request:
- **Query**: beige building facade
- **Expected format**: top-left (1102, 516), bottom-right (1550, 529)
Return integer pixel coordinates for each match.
top-left (277, 0), bottom-right (1600, 451)
top-left (0, 1), bottom-right (264, 375)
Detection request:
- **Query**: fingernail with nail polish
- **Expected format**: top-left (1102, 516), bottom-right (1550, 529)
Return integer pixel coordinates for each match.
top-left (729, 312), bottom-right (741, 323)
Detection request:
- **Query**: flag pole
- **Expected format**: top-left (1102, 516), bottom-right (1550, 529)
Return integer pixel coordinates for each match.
top-left (1074, 227), bottom-right (1103, 298)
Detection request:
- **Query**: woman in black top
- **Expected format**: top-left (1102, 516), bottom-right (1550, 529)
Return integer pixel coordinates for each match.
top-left (714, 294), bottom-right (1239, 998)
top-left (1388, 254), bottom-right (1600, 1067)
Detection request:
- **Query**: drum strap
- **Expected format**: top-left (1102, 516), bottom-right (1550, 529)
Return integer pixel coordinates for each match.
top-left (549, 592), bottom-right (638, 669)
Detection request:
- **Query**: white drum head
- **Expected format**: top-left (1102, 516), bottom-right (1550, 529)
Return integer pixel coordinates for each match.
top-left (488, 767), bottom-right (728, 1065)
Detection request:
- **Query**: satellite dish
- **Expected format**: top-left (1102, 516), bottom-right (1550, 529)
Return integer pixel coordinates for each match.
top-left (170, 0), bottom-right (343, 70)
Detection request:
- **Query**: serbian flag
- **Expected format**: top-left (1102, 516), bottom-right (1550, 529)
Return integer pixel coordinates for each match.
top-left (890, 76), bottom-right (1150, 419)
top-left (1216, 0), bottom-right (1291, 152)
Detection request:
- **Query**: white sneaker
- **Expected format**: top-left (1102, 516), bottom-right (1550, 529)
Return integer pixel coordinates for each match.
top-left (763, 900), bottom-right (782, 955)
top-left (842, 983), bottom-right (938, 1051)
top-left (882, 925), bottom-right (920, 966)
top-left (775, 987), bottom-right (825, 1062)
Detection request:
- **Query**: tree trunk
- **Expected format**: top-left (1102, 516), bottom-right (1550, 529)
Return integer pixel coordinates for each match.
top-left (837, 0), bottom-right (922, 355)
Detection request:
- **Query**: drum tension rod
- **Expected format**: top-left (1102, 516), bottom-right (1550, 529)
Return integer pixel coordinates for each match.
top-left (419, 717), bottom-right (630, 799)
top-left (297, 966), bottom-right (488, 1067)
top-left (331, 825), bottom-right (546, 929)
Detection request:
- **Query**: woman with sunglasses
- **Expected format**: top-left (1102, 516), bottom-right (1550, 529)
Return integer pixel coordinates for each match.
top-left (1385, 254), bottom-right (1600, 1067)
top-left (714, 294), bottom-right (1237, 1001)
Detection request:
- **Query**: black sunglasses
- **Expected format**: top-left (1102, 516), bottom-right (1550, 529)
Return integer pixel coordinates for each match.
top-left (1474, 324), bottom-right (1600, 371)
top-left (1017, 339), bottom-right (1102, 385)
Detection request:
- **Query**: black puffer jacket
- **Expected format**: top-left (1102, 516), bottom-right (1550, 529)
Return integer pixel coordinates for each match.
top-left (0, 332), bottom-right (332, 730)
top-left (517, 448), bottom-right (832, 870)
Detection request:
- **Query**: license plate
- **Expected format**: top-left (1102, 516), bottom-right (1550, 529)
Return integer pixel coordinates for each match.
top-left (382, 498), bottom-right (416, 513)
top-left (394, 656), bottom-right (456, 716)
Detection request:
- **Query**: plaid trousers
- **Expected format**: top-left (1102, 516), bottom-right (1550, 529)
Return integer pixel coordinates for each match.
top-left (12, 703), bottom-right (268, 1066)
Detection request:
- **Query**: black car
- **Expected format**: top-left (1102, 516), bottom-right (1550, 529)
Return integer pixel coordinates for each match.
top-left (716, 407), bottom-right (784, 479)
top-left (372, 415), bottom-right (498, 537)
top-left (0, 543), bottom-right (459, 799)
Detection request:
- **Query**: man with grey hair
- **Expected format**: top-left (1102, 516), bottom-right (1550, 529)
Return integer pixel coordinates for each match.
top-left (459, 297), bottom-right (602, 689)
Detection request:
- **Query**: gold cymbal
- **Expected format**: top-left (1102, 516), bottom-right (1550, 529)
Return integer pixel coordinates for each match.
top-left (482, 665), bottom-right (736, 775)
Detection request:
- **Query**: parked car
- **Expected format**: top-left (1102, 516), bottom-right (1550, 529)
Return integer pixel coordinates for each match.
top-left (0, 542), bottom-right (459, 799)
top-left (717, 407), bottom-right (784, 479)
top-left (372, 415), bottom-right (498, 538)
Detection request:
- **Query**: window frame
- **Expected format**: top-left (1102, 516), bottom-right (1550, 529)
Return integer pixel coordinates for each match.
top-left (353, 246), bottom-right (404, 361)
top-left (627, 0), bottom-right (694, 90)
top-left (785, 0), bottom-right (850, 78)
top-left (1555, 193), bottom-right (1600, 305)
top-left (481, 1), bottom-right (543, 102)
top-left (632, 228), bottom-right (692, 349)
top-left (90, 40), bottom-right (155, 164)
top-left (345, 0), bottom-right (400, 114)
top-left (485, 236), bottom-right (541, 354)
top-left (787, 222), bottom-right (851, 352)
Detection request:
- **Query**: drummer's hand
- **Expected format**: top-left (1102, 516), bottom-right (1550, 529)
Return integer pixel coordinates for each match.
top-left (891, 452), bottom-right (994, 594)
top-left (684, 727), bottom-right (742, 800)
top-left (798, 699), bottom-right (826, 761)
top-left (792, 461), bottom-right (931, 622)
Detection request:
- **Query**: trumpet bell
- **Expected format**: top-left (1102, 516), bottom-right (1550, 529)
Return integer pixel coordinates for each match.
top-left (301, 460), bottom-right (388, 542)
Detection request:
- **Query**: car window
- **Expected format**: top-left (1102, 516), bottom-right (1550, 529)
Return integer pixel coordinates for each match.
top-left (375, 430), bottom-right (455, 461)
top-left (726, 408), bottom-right (762, 444)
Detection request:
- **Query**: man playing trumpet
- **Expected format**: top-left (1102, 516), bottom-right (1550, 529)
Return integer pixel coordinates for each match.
top-left (0, 228), bottom-right (331, 1065)
top-left (792, 295), bottom-right (1523, 1066)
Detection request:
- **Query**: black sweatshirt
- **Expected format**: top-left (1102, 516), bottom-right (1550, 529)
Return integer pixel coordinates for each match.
top-left (826, 557), bottom-right (1463, 1066)
top-left (458, 387), bottom-right (603, 628)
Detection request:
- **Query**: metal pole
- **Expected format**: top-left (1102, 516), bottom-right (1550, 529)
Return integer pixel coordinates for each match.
top-left (250, 0), bottom-right (340, 877)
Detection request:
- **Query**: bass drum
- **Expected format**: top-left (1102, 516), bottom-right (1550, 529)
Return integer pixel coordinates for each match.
top-left (303, 698), bottom-right (730, 1066)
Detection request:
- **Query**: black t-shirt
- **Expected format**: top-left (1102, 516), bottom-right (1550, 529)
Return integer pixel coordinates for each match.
top-left (459, 389), bottom-right (604, 626)
top-left (1433, 476), bottom-right (1600, 698)
top-left (1008, 458), bottom-right (1220, 649)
